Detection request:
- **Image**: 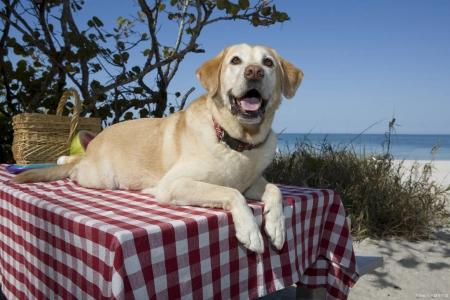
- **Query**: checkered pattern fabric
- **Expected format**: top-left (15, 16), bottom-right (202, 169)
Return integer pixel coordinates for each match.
top-left (0, 166), bottom-right (359, 300)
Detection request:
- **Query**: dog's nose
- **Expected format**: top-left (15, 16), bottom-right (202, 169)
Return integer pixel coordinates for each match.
top-left (245, 65), bottom-right (264, 81)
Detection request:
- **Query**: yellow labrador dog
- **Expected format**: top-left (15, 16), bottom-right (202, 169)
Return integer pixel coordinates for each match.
top-left (12, 44), bottom-right (303, 254)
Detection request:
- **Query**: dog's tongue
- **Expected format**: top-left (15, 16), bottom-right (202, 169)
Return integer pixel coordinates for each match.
top-left (239, 97), bottom-right (261, 111)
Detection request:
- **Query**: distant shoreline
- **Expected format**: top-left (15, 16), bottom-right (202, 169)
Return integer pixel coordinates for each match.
top-left (276, 133), bottom-right (450, 161)
top-left (276, 132), bottom-right (450, 136)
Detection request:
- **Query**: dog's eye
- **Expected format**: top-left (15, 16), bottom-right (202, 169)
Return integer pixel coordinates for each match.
top-left (263, 58), bottom-right (274, 67)
top-left (231, 57), bottom-right (241, 65)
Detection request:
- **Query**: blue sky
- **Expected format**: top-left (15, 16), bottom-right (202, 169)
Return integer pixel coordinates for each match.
top-left (80, 0), bottom-right (450, 134)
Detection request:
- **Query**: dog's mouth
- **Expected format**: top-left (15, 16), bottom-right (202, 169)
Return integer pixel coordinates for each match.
top-left (229, 89), bottom-right (268, 119)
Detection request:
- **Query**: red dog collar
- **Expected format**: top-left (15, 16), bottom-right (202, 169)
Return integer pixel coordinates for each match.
top-left (212, 117), bottom-right (260, 152)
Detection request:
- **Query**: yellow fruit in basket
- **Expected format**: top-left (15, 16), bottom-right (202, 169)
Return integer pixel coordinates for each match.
top-left (70, 130), bottom-right (97, 155)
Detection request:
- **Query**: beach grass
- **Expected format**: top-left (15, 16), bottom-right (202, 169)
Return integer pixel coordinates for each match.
top-left (264, 136), bottom-right (450, 240)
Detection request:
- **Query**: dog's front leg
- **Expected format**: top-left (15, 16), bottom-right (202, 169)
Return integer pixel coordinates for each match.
top-left (155, 178), bottom-right (265, 253)
top-left (244, 177), bottom-right (286, 250)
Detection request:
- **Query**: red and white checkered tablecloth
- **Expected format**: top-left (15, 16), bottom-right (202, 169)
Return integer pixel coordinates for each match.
top-left (0, 165), bottom-right (359, 300)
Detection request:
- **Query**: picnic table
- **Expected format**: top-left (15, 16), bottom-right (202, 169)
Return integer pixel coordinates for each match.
top-left (0, 165), bottom-right (359, 299)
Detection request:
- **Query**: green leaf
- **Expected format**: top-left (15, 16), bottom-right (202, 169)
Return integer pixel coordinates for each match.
top-left (139, 108), bottom-right (149, 118)
top-left (92, 63), bottom-right (102, 72)
top-left (229, 4), bottom-right (240, 17)
top-left (168, 13), bottom-right (174, 20)
top-left (143, 49), bottom-right (151, 56)
top-left (279, 12), bottom-right (289, 21)
top-left (98, 33), bottom-right (106, 43)
top-left (159, 3), bottom-right (166, 11)
top-left (87, 20), bottom-right (94, 27)
top-left (124, 112), bottom-right (134, 120)
top-left (121, 52), bottom-right (129, 63)
top-left (90, 80), bottom-right (101, 89)
top-left (118, 41), bottom-right (125, 50)
top-left (133, 87), bottom-right (144, 94)
top-left (251, 13), bottom-right (260, 27)
top-left (21, 35), bottom-right (30, 43)
top-left (238, 0), bottom-right (249, 9)
top-left (13, 44), bottom-right (26, 56)
top-left (117, 16), bottom-right (124, 26)
top-left (138, 12), bottom-right (146, 21)
top-left (113, 54), bottom-right (121, 64)
top-left (185, 27), bottom-right (192, 35)
top-left (131, 99), bottom-right (141, 108)
top-left (92, 16), bottom-right (104, 27)
top-left (272, 11), bottom-right (281, 21)
top-left (65, 62), bottom-right (75, 72)
top-left (117, 99), bottom-right (127, 107)
top-left (163, 46), bottom-right (172, 58)
top-left (33, 61), bottom-right (43, 68)
top-left (261, 6), bottom-right (271, 16)
top-left (188, 14), bottom-right (196, 24)
top-left (217, 0), bottom-right (228, 10)
top-left (259, 19), bottom-right (268, 26)
top-left (132, 66), bottom-right (141, 73)
top-left (170, 0), bottom-right (177, 6)
top-left (175, 92), bottom-right (181, 97)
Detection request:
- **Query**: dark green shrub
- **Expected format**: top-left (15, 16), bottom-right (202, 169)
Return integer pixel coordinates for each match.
top-left (265, 137), bottom-right (449, 240)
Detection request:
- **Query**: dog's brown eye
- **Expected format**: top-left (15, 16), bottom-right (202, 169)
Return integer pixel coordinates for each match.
top-left (231, 57), bottom-right (241, 65)
top-left (263, 58), bottom-right (274, 67)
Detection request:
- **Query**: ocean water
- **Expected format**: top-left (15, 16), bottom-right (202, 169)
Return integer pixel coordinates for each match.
top-left (276, 133), bottom-right (450, 161)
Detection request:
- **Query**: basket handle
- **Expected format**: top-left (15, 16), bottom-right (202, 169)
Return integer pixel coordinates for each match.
top-left (56, 88), bottom-right (81, 143)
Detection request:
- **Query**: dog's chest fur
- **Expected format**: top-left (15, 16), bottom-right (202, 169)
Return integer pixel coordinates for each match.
top-left (202, 132), bottom-right (277, 193)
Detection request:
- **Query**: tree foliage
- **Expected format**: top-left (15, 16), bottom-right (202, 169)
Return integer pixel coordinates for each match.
top-left (0, 0), bottom-right (290, 163)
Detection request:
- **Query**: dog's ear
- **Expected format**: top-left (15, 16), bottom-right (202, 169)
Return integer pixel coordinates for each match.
top-left (196, 48), bottom-right (228, 97)
top-left (279, 57), bottom-right (303, 99)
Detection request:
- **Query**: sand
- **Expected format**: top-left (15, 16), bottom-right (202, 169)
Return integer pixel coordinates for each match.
top-left (349, 160), bottom-right (450, 299)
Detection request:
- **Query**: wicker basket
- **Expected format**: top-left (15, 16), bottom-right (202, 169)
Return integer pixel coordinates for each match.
top-left (11, 88), bottom-right (102, 164)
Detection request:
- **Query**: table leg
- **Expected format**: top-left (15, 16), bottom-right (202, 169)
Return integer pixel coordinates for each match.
top-left (296, 285), bottom-right (327, 300)
top-left (0, 285), bottom-right (7, 300)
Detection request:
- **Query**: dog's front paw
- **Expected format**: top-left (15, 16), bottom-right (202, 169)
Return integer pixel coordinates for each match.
top-left (234, 219), bottom-right (265, 253)
top-left (264, 203), bottom-right (286, 250)
top-left (231, 208), bottom-right (265, 253)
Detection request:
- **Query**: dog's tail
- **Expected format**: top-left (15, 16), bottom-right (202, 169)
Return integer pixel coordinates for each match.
top-left (11, 153), bottom-right (84, 184)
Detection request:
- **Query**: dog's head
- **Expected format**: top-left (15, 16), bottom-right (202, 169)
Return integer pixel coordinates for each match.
top-left (196, 44), bottom-right (303, 124)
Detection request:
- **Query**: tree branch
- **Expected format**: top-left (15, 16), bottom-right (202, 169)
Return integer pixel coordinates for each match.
top-left (91, 42), bottom-right (200, 97)
top-left (178, 87), bottom-right (195, 111)
top-left (33, 0), bottom-right (57, 55)
top-left (164, 0), bottom-right (190, 80)
top-left (0, 0), bottom-right (39, 44)
top-left (62, 0), bottom-right (91, 104)
top-left (0, 0), bottom-right (19, 117)
top-left (0, 0), bottom-right (81, 107)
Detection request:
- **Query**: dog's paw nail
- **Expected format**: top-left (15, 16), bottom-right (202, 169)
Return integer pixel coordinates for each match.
top-left (264, 210), bottom-right (286, 251)
top-left (237, 230), bottom-right (264, 253)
